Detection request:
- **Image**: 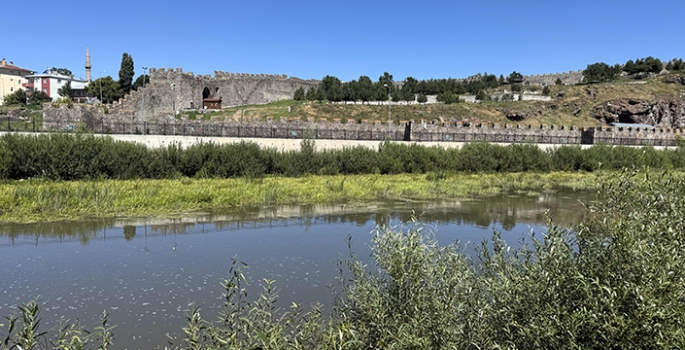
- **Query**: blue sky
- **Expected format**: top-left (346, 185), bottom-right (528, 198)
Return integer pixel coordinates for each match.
top-left (3, 0), bottom-right (683, 82)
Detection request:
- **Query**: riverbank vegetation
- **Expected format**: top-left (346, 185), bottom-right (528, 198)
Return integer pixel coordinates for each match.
top-left (0, 172), bottom-right (605, 223)
top-left (1, 132), bottom-right (684, 222)
top-left (1, 133), bottom-right (685, 181)
top-left (3, 170), bottom-right (685, 348)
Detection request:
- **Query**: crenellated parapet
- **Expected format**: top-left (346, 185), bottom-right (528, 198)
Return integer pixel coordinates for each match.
top-left (523, 70), bottom-right (584, 86)
top-left (133, 67), bottom-right (320, 117)
top-left (40, 102), bottom-right (682, 146)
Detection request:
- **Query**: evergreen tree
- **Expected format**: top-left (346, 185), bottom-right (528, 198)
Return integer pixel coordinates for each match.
top-left (508, 71), bottom-right (523, 83)
top-left (132, 74), bottom-right (149, 90)
top-left (293, 87), bottom-right (305, 101)
top-left (357, 76), bottom-right (374, 103)
top-left (118, 53), bottom-right (135, 96)
top-left (58, 81), bottom-right (74, 99)
top-left (2, 89), bottom-right (27, 106)
top-left (400, 77), bottom-right (418, 102)
top-left (50, 67), bottom-right (73, 76)
top-left (319, 75), bottom-right (343, 102)
top-left (305, 87), bottom-right (318, 101)
top-left (542, 86), bottom-right (551, 96)
top-left (416, 93), bottom-right (428, 104)
top-left (28, 90), bottom-right (52, 105)
top-left (555, 78), bottom-right (563, 85)
top-left (583, 62), bottom-right (620, 83)
top-left (437, 90), bottom-right (459, 104)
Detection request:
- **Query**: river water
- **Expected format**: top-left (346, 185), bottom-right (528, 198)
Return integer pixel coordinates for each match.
top-left (0, 191), bottom-right (593, 349)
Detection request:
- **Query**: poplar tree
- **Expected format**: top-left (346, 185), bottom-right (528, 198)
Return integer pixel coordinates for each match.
top-left (118, 53), bottom-right (135, 96)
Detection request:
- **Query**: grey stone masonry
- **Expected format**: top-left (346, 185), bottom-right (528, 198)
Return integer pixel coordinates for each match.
top-left (41, 104), bottom-right (683, 146)
top-left (99, 68), bottom-right (319, 123)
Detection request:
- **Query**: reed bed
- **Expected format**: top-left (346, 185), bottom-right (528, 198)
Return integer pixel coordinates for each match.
top-left (0, 172), bottom-right (608, 223)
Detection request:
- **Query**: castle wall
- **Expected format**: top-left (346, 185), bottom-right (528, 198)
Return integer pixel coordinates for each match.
top-left (42, 104), bottom-right (683, 146)
top-left (102, 68), bottom-right (319, 122)
top-left (522, 70), bottom-right (584, 86)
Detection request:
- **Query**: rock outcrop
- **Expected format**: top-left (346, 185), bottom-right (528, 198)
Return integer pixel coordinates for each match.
top-left (589, 99), bottom-right (684, 127)
top-left (663, 74), bottom-right (685, 85)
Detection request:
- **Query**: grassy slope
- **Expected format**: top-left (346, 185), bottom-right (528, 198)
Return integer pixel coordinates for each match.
top-left (189, 75), bottom-right (683, 128)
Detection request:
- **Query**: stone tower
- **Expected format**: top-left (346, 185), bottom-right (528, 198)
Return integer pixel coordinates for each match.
top-left (85, 47), bottom-right (92, 83)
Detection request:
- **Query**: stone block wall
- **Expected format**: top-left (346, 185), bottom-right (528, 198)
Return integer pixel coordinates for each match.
top-left (594, 125), bottom-right (684, 146)
top-left (523, 70), bottom-right (584, 86)
top-left (95, 68), bottom-right (319, 124)
top-left (410, 121), bottom-right (584, 144)
top-left (41, 104), bottom-right (682, 146)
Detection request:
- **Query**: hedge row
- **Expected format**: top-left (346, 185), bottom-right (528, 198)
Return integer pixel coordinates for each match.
top-left (1, 133), bottom-right (684, 180)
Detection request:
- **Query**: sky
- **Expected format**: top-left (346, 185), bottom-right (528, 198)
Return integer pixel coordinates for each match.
top-left (2, 0), bottom-right (684, 82)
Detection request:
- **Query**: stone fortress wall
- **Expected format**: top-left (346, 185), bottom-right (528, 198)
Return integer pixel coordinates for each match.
top-left (42, 104), bottom-right (682, 146)
top-left (522, 70), bottom-right (584, 86)
top-left (92, 67), bottom-right (583, 124)
top-left (102, 68), bottom-right (319, 123)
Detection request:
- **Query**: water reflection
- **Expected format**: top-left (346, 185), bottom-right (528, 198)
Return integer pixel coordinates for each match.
top-left (0, 191), bottom-right (594, 350)
top-left (0, 191), bottom-right (593, 247)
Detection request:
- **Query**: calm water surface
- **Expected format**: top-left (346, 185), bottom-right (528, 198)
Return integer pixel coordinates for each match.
top-left (0, 192), bottom-right (593, 349)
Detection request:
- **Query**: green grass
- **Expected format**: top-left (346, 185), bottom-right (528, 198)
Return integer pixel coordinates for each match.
top-left (0, 172), bottom-right (610, 223)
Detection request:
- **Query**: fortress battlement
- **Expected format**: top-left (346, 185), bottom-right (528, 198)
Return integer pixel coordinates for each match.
top-left (522, 70), bottom-right (584, 85)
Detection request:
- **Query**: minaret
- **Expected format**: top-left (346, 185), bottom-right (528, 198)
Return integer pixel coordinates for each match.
top-left (85, 47), bottom-right (92, 83)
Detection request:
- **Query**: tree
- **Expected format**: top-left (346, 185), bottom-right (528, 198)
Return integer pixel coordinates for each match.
top-left (624, 57), bottom-right (663, 75)
top-left (666, 58), bottom-right (684, 71)
top-left (50, 67), bottom-right (72, 76)
top-left (319, 75), bottom-right (343, 102)
top-left (305, 87), bottom-right (318, 101)
top-left (378, 72), bottom-right (394, 87)
top-left (132, 74), bottom-right (149, 91)
top-left (293, 87), bottom-right (305, 101)
top-left (88, 76), bottom-right (121, 104)
top-left (437, 91), bottom-right (459, 104)
top-left (400, 77), bottom-right (418, 102)
top-left (475, 90), bottom-right (489, 101)
top-left (508, 71), bottom-right (524, 83)
top-left (416, 93), bottom-right (428, 104)
top-left (357, 76), bottom-right (374, 103)
top-left (542, 86), bottom-right (551, 96)
top-left (118, 53), bottom-right (135, 96)
top-left (555, 78), bottom-right (563, 85)
top-left (583, 62), bottom-right (621, 83)
top-left (58, 81), bottom-right (74, 99)
top-left (2, 89), bottom-right (27, 106)
top-left (28, 90), bottom-right (52, 106)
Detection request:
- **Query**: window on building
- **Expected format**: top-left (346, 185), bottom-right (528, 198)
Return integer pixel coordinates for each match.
top-left (57, 79), bottom-right (61, 83)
